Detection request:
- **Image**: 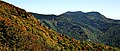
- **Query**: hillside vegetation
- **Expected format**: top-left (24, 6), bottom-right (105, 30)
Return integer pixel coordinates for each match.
top-left (31, 11), bottom-right (120, 48)
top-left (0, 1), bottom-right (120, 51)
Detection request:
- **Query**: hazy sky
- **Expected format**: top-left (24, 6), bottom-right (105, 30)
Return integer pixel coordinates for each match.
top-left (2, 0), bottom-right (120, 20)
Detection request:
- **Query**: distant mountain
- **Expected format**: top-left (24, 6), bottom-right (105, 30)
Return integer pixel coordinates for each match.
top-left (31, 11), bottom-right (120, 48)
top-left (30, 12), bottom-right (57, 20)
top-left (1, 1), bottom-right (119, 51)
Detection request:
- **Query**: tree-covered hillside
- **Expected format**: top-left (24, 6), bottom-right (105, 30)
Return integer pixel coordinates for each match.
top-left (101, 25), bottom-right (120, 48)
top-left (0, 1), bottom-right (120, 51)
top-left (31, 11), bottom-right (120, 48)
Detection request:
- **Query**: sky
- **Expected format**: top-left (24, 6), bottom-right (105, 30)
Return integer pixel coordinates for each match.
top-left (2, 0), bottom-right (120, 20)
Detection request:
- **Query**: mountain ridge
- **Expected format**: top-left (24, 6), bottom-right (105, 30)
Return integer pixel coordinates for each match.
top-left (31, 11), bottom-right (120, 20)
top-left (30, 11), bottom-right (120, 48)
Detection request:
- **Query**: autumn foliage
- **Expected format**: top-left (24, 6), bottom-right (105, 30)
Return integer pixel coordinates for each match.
top-left (0, 1), bottom-right (119, 51)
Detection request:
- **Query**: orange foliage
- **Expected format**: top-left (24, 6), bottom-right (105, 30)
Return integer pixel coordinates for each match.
top-left (77, 41), bottom-right (80, 45)
top-left (0, 16), bottom-right (4, 20)
top-left (4, 18), bottom-right (12, 26)
top-left (33, 18), bottom-right (39, 24)
top-left (72, 38), bottom-right (76, 42)
top-left (21, 26), bottom-right (27, 31)
top-left (58, 36), bottom-right (63, 41)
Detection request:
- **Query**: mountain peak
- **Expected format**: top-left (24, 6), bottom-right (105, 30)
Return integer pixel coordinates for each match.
top-left (84, 11), bottom-right (106, 19)
top-left (64, 11), bottom-right (102, 15)
top-left (64, 11), bottom-right (84, 14)
top-left (66, 11), bottom-right (83, 13)
top-left (60, 11), bottom-right (84, 16)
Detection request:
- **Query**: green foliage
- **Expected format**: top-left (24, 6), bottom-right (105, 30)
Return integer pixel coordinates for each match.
top-left (31, 10), bottom-right (120, 48)
top-left (101, 25), bottom-right (120, 48)
top-left (0, 1), bottom-right (120, 51)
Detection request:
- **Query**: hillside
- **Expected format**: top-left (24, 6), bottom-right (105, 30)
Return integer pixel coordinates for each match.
top-left (102, 25), bottom-right (120, 48)
top-left (0, 1), bottom-right (120, 51)
top-left (31, 11), bottom-right (120, 48)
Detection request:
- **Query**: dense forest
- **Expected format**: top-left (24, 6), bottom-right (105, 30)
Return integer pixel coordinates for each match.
top-left (31, 11), bottom-right (120, 48)
top-left (0, 1), bottom-right (120, 51)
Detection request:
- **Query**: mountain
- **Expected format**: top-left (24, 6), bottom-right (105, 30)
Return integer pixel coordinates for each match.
top-left (102, 25), bottom-right (120, 48)
top-left (30, 12), bottom-right (57, 20)
top-left (31, 11), bottom-right (120, 48)
top-left (0, 1), bottom-right (120, 51)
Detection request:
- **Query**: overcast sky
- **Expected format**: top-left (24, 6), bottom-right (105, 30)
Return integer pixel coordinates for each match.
top-left (2, 0), bottom-right (120, 20)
